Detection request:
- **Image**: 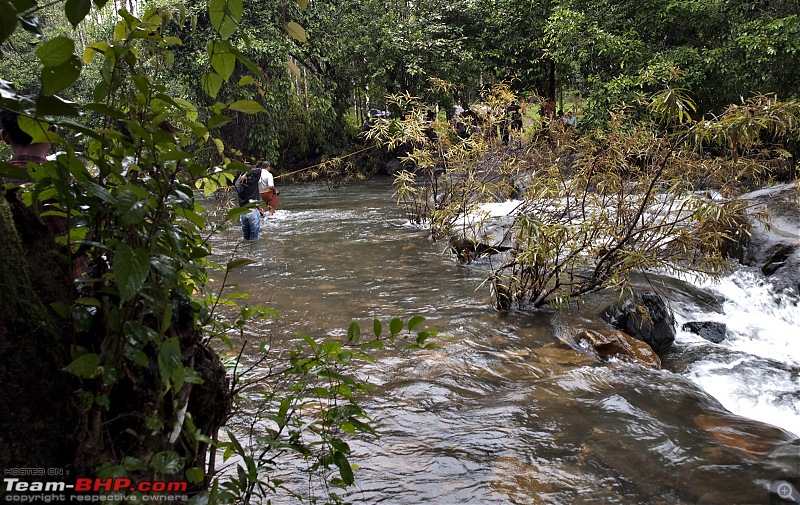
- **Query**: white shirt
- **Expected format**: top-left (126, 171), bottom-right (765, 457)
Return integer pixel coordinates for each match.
top-left (258, 169), bottom-right (274, 192)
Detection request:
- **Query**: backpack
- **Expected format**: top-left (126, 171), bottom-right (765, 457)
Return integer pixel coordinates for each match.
top-left (235, 167), bottom-right (262, 206)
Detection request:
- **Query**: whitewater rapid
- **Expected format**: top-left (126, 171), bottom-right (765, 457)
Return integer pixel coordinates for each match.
top-left (674, 268), bottom-right (800, 437)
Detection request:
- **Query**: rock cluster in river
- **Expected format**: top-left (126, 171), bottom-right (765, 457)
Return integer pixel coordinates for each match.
top-left (600, 291), bottom-right (676, 354)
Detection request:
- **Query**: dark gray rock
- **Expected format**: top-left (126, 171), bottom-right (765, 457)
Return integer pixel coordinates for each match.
top-left (682, 321), bottom-right (727, 343)
top-left (601, 291), bottom-right (676, 354)
top-left (739, 184), bottom-right (800, 297)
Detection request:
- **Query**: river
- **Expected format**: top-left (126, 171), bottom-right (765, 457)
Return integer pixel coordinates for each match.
top-left (208, 178), bottom-right (800, 504)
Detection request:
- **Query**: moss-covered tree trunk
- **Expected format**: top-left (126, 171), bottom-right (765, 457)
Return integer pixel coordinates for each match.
top-left (0, 194), bottom-right (230, 488)
top-left (0, 195), bottom-right (81, 470)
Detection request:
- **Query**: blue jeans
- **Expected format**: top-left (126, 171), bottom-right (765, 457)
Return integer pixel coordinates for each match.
top-left (240, 208), bottom-right (261, 240)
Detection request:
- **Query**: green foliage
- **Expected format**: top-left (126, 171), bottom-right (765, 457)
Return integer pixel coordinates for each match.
top-left (1, 0), bottom-right (325, 488)
top-left (368, 84), bottom-right (797, 311)
top-left (205, 310), bottom-right (442, 503)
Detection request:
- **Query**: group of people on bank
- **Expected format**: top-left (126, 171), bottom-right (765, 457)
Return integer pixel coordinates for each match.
top-left (234, 160), bottom-right (280, 240)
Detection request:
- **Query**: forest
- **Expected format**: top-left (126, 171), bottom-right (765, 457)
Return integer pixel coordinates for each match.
top-left (1, 0), bottom-right (799, 503)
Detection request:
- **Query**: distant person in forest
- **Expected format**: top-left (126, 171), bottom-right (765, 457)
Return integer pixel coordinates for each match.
top-left (502, 102), bottom-right (523, 144)
top-left (541, 98), bottom-right (556, 120)
top-left (234, 164), bottom-right (263, 239)
top-left (1, 107), bottom-right (89, 277)
top-left (257, 160), bottom-right (279, 217)
top-left (1, 107), bottom-right (53, 182)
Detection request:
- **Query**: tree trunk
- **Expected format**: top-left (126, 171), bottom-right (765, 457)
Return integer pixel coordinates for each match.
top-left (0, 195), bottom-right (81, 470)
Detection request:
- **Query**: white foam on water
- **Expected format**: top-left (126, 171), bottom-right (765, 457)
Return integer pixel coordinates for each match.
top-left (689, 269), bottom-right (799, 365)
top-left (675, 269), bottom-right (800, 437)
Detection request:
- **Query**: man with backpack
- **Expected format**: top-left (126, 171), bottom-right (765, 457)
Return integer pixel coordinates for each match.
top-left (234, 164), bottom-right (263, 240)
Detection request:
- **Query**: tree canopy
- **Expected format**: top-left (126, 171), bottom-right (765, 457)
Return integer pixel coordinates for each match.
top-left (4, 0), bottom-right (797, 163)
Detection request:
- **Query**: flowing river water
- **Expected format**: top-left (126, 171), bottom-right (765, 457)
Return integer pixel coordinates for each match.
top-left (208, 178), bottom-right (799, 504)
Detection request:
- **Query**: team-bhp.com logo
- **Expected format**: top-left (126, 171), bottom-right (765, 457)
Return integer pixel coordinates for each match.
top-left (4, 477), bottom-right (188, 502)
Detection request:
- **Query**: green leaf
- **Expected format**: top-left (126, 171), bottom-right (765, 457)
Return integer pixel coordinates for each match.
top-left (207, 113), bottom-right (231, 129)
top-left (185, 467), bottom-right (204, 484)
top-left (36, 37), bottom-right (75, 67)
top-left (389, 318), bottom-right (403, 337)
top-left (209, 40), bottom-right (236, 81)
top-left (11, 0), bottom-right (36, 11)
top-left (347, 321), bottom-right (361, 343)
top-left (151, 451), bottom-right (185, 474)
top-left (0, 161), bottom-right (31, 181)
top-left (226, 258), bottom-right (254, 271)
top-left (18, 116), bottom-right (60, 144)
top-left (0, 0), bottom-right (19, 46)
top-left (175, 208), bottom-right (207, 229)
top-left (40, 56), bottom-right (82, 95)
top-left (82, 41), bottom-right (109, 64)
top-left (286, 59), bottom-right (301, 79)
top-left (227, 100), bottom-right (264, 114)
top-left (226, 206), bottom-right (251, 220)
top-left (36, 95), bottom-right (81, 118)
top-left (65, 0), bottom-right (92, 27)
top-left (286, 21), bottom-right (306, 43)
top-left (408, 316), bottom-right (425, 331)
top-left (158, 337), bottom-right (184, 389)
top-left (63, 353), bottom-right (100, 378)
top-left (117, 188), bottom-right (149, 225)
top-left (114, 244), bottom-right (150, 304)
top-left (296, 0), bottom-right (308, 10)
top-left (82, 101), bottom-right (121, 118)
top-left (333, 451), bottom-right (354, 486)
top-left (373, 318), bottom-right (382, 338)
top-left (209, 0), bottom-right (242, 40)
top-left (124, 345), bottom-right (149, 367)
top-left (237, 75), bottom-right (254, 86)
top-left (201, 72), bottom-right (224, 99)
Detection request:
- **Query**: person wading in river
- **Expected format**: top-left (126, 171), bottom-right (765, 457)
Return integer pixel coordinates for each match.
top-left (234, 164), bottom-right (263, 240)
top-left (257, 160), bottom-right (279, 217)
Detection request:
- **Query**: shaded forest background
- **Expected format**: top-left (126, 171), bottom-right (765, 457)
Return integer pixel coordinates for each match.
top-left (3, 0), bottom-right (799, 168)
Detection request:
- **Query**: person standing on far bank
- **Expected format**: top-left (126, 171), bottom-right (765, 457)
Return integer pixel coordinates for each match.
top-left (257, 160), bottom-right (279, 217)
top-left (234, 165), bottom-right (262, 240)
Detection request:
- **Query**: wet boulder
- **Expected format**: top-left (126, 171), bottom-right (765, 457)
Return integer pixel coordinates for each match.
top-left (739, 184), bottom-right (800, 298)
top-left (573, 329), bottom-right (661, 369)
top-left (682, 321), bottom-right (727, 343)
top-left (600, 291), bottom-right (675, 354)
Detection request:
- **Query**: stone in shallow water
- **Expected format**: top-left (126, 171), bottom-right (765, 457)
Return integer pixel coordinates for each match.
top-left (682, 320), bottom-right (727, 343)
top-left (600, 291), bottom-right (676, 354)
top-left (573, 328), bottom-right (662, 369)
